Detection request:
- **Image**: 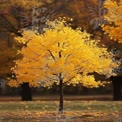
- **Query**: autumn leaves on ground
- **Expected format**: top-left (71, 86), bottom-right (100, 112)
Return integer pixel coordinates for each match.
top-left (0, 101), bottom-right (122, 122)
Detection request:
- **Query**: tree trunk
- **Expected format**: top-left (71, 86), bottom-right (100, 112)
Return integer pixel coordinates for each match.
top-left (59, 78), bottom-right (63, 113)
top-left (111, 76), bottom-right (122, 101)
top-left (21, 82), bottom-right (32, 101)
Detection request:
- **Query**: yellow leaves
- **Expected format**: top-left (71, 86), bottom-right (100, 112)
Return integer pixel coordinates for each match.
top-left (102, 23), bottom-right (122, 42)
top-left (15, 37), bottom-right (26, 44)
top-left (29, 81), bottom-right (40, 88)
top-left (79, 75), bottom-right (103, 88)
top-left (9, 18), bottom-right (116, 88)
top-left (7, 80), bottom-right (19, 87)
top-left (15, 30), bottom-right (38, 44)
top-left (102, 0), bottom-right (122, 43)
top-left (104, 0), bottom-right (117, 8)
top-left (104, 0), bottom-right (120, 18)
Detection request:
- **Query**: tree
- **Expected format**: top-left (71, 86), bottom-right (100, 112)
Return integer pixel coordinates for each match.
top-left (101, 0), bottom-right (122, 100)
top-left (9, 19), bottom-right (115, 112)
top-left (0, 0), bottom-right (53, 100)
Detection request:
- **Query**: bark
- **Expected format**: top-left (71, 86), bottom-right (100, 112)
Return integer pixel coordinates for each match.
top-left (59, 78), bottom-right (63, 113)
top-left (111, 76), bottom-right (122, 101)
top-left (21, 82), bottom-right (32, 101)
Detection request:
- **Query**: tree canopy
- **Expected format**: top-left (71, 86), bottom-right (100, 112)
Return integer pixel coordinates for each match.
top-left (8, 19), bottom-right (116, 87)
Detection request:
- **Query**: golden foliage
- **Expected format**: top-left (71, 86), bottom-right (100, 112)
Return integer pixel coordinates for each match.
top-left (102, 0), bottom-right (122, 43)
top-left (8, 19), bottom-right (116, 87)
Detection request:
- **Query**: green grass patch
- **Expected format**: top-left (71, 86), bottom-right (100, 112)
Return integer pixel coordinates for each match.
top-left (0, 101), bottom-right (122, 122)
top-left (0, 101), bottom-right (121, 111)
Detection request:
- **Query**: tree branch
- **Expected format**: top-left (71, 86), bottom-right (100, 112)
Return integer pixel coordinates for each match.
top-left (0, 14), bottom-right (22, 36)
top-left (47, 49), bottom-right (56, 60)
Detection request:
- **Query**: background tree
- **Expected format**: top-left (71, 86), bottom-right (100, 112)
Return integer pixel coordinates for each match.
top-left (0, 0), bottom-right (41, 100)
top-left (9, 19), bottom-right (115, 113)
top-left (0, 0), bottom-right (56, 100)
top-left (102, 0), bottom-right (122, 100)
top-left (102, 0), bottom-right (122, 43)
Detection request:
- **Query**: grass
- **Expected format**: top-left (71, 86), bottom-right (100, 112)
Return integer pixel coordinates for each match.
top-left (0, 101), bottom-right (122, 122)
top-left (0, 95), bottom-right (113, 101)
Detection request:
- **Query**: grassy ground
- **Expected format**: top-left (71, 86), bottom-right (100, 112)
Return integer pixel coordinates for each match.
top-left (0, 101), bottom-right (122, 122)
top-left (0, 95), bottom-right (113, 101)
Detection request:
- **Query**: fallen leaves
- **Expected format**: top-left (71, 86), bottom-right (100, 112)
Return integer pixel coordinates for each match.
top-left (0, 101), bottom-right (122, 121)
top-left (0, 111), bottom-right (122, 121)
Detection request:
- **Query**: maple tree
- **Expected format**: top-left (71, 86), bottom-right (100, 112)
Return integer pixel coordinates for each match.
top-left (9, 19), bottom-right (115, 112)
top-left (101, 0), bottom-right (122, 43)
